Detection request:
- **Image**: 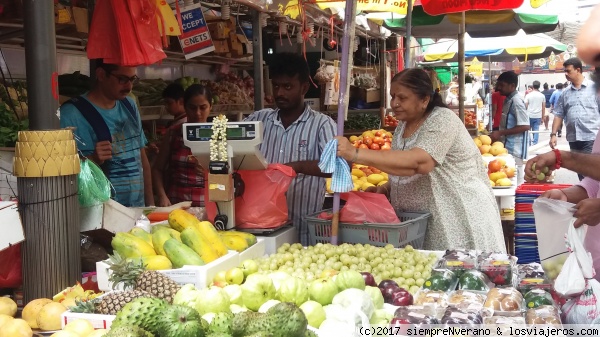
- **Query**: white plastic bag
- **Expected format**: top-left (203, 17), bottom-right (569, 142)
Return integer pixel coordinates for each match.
top-left (555, 223), bottom-right (595, 297)
top-left (562, 278), bottom-right (600, 324)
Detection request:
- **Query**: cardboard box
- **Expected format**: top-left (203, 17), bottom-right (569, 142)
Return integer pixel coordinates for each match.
top-left (228, 33), bottom-right (243, 57)
top-left (208, 173), bottom-right (233, 201)
top-left (72, 7), bottom-right (89, 33)
top-left (0, 201), bottom-right (24, 252)
top-left (61, 311), bottom-right (115, 330)
top-left (80, 199), bottom-right (142, 233)
top-left (237, 33), bottom-right (253, 56)
top-left (96, 251), bottom-right (240, 291)
top-left (54, 4), bottom-right (73, 24)
top-left (208, 21), bottom-right (231, 40)
top-left (352, 86), bottom-right (381, 103)
top-left (213, 40), bottom-right (230, 55)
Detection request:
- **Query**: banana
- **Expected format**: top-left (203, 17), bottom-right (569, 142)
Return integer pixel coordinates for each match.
top-left (111, 232), bottom-right (156, 258)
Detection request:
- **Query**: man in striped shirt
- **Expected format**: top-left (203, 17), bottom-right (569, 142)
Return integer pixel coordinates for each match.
top-left (246, 53), bottom-right (336, 245)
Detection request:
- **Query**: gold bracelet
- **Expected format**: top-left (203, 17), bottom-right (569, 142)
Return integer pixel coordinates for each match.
top-left (351, 148), bottom-right (359, 163)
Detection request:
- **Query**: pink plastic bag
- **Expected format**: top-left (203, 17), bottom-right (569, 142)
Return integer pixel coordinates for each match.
top-left (339, 192), bottom-right (400, 224)
top-left (206, 164), bottom-right (296, 229)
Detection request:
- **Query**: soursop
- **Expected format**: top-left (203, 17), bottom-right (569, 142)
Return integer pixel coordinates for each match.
top-left (231, 311), bottom-right (264, 337)
top-left (111, 297), bottom-right (168, 336)
top-left (158, 304), bottom-right (208, 337)
top-left (206, 333), bottom-right (233, 337)
top-left (232, 302), bottom-right (307, 337)
top-left (209, 312), bottom-right (234, 335)
top-left (106, 325), bottom-right (154, 337)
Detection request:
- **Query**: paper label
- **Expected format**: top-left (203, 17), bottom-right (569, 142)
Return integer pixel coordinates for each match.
top-left (209, 184), bottom-right (225, 191)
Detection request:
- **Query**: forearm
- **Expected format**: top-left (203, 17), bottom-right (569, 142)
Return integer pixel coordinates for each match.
top-left (287, 160), bottom-right (331, 177)
top-left (498, 125), bottom-right (530, 136)
top-left (353, 148), bottom-right (432, 177)
top-left (141, 151), bottom-right (154, 206)
top-left (551, 116), bottom-right (563, 133)
top-left (152, 167), bottom-right (168, 199)
top-left (562, 185), bottom-right (590, 204)
top-left (561, 151), bottom-right (600, 181)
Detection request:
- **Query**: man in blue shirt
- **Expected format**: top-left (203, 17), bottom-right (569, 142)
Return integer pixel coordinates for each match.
top-left (490, 71), bottom-right (530, 185)
top-left (60, 60), bottom-right (154, 207)
top-left (548, 83), bottom-right (564, 137)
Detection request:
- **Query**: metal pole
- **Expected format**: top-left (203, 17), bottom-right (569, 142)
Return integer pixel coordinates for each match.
top-left (23, 0), bottom-right (59, 129)
top-left (488, 55), bottom-right (493, 132)
top-left (331, 0), bottom-right (358, 245)
top-left (252, 10), bottom-right (264, 111)
top-left (404, 0), bottom-right (413, 68)
top-left (380, 39), bottom-right (388, 124)
top-left (458, 11), bottom-right (465, 123)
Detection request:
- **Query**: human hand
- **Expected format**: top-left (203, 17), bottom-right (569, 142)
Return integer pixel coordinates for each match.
top-left (335, 136), bottom-right (356, 162)
top-left (147, 142), bottom-right (160, 154)
top-left (524, 152), bottom-right (556, 182)
top-left (549, 135), bottom-right (557, 149)
top-left (157, 195), bottom-right (172, 207)
top-left (94, 141), bottom-right (113, 164)
top-left (489, 131), bottom-right (502, 142)
top-left (539, 189), bottom-right (568, 201)
top-left (573, 198), bottom-right (600, 228)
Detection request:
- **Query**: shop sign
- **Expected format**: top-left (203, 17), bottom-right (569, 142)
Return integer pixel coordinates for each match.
top-left (174, 4), bottom-right (215, 59)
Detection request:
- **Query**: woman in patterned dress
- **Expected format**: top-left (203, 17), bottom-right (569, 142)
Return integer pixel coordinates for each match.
top-left (336, 68), bottom-right (506, 252)
top-left (152, 84), bottom-right (212, 207)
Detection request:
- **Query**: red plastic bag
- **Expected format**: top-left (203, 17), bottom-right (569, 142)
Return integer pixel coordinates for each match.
top-left (0, 244), bottom-right (22, 288)
top-left (339, 192), bottom-right (400, 224)
top-left (87, 0), bottom-right (121, 62)
top-left (206, 164), bottom-right (296, 229)
top-left (122, 0), bottom-right (166, 66)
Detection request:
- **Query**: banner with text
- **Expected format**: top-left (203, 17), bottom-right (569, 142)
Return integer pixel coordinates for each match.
top-left (420, 0), bottom-right (524, 16)
top-left (315, 0), bottom-right (410, 15)
top-left (174, 4), bottom-right (214, 59)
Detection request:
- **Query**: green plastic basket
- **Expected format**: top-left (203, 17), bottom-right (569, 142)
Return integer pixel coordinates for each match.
top-left (305, 209), bottom-right (431, 248)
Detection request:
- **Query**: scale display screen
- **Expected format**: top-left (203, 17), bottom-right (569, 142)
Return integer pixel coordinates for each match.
top-left (186, 123), bottom-right (257, 141)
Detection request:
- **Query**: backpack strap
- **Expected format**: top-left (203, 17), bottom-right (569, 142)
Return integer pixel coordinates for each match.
top-left (120, 97), bottom-right (137, 121)
top-left (63, 96), bottom-right (112, 142)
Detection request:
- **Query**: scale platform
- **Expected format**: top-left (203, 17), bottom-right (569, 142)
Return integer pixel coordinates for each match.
top-left (236, 222), bottom-right (293, 235)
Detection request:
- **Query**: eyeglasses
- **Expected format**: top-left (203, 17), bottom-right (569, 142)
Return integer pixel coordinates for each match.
top-left (108, 73), bottom-right (140, 85)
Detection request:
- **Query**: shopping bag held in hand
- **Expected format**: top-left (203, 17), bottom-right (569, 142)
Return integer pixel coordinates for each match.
top-left (554, 221), bottom-right (594, 297)
top-left (339, 192), bottom-right (400, 224)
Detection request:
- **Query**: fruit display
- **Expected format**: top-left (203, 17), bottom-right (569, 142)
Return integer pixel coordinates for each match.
top-left (384, 114), bottom-right (399, 128)
top-left (441, 306), bottom-right (483, 326)
top-left (474, 135), bottom-right (509, 157)
top-left (390, 305), bottom-right (439, 334)
top-left (464, 110), bottom-right (477, 128)
top-left (447, 290), bottom-right (486, 310)
top-left (478, 253), bottom-right (516, 286)
top-left (482, 287), bottom-right (524, 317)
top-left (423, 269), bottom-right (458, 292)
top-left (413, 289), bottom-right (449, 318)
top-left (328, 163), bottom-right (389, 193)
top-left (437, 249), bottom-right (478, 277)
top-left (525, 305), bottom-right (562, 326)
top-left (523, 289), bottom-right (555, 309)
top-left (517, 263), bottom-right (552, 291)
top-left (487, 158), bottom-right (516, 188)
top-left (348, 129), bottom-right (393, 151)
top-left (379, 280), bottom-right (413, 307)
top-left (458, 270), bottom-right (493, 292)
top-left (484, 316), bottom-right (526, 336)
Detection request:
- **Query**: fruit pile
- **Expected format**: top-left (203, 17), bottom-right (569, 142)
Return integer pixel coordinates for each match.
top-left (464, 110), bottom-right (477, 128)
top-left (111, 210), bottom-right (257, 271)
top-left (326, 164), bottom-right (388, 193)
top-left (486, 158), bottom-right (515, 188)
top-left (474, 135), bottom-right (509, 157)
top-left (384, 115), bottom-right (399, 128)
top-left (348, 129), bottom-right (393, 151)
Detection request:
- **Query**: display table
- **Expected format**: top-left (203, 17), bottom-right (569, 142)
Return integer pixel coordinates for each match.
top-left (256, 225), bottom-right (298, 255)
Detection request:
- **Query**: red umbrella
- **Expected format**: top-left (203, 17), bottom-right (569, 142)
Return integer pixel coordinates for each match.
top-left (419, 0), bottom-right (525, 16)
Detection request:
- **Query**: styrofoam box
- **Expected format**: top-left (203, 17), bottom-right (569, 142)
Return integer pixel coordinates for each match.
top-left (61, 311), bottom-right (116, 330)
top-left (96, 250), bottom-right (240, 291)
top-left (238, 237), bottom-right (266, 262)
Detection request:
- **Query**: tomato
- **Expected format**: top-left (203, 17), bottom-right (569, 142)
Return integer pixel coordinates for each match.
top-left (370, 143), bottom-right (380, 150)
top-left (488, 160), bottom-right (502, 173)
top-left (375, 130), bottom-right (384, 137)
top-left (381, 143), bottom-right (391, 150)
top-left (363, 136), bottom-right (373, 146)
top-left (359, 144), bottom-right (369, 149)
top-left (373, 136), bottom-right (385, 145)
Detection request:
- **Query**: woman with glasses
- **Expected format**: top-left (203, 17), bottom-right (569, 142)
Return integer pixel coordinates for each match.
top-left (60, 59), bottom-right (154, 207)
top-left (152, 84), bottom-right (213, 207)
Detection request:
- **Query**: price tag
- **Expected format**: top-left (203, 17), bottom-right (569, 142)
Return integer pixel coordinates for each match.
top-left (447, 260), bottom-right (464, 267)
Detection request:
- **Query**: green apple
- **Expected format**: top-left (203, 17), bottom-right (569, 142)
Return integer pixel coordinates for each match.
top-left (277, 276), bottom-right (309, 306)
top-left (241, 274), bottom-right (276, 311)
top-left (258, 299), bottom-right (281, 313)
top-left (223, 284), bottom-right (243, 305)
top-left (226, 268), bottom-right (244, 285)
top-left (299, 300), bottom-right (326, 328)
top-left (308, 278), bottom-right (339, 306)
top-left (240, 259), bottom-right (259, 278)
top-left (195, 286), bottom-right (231, 315)
top-left (335, 270), bottom-right (366, 291)
top-left (214, 270), bottom-right (227, 283)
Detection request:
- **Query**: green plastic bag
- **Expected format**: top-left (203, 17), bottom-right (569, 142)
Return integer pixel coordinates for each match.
top-left (78, 159), bottom-right (111, 207)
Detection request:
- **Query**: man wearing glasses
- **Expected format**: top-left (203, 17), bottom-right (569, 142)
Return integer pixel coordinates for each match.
top-left (60, 59), bottom-right (154, 207)
top-left (549, 57), bottom-right (600, 181)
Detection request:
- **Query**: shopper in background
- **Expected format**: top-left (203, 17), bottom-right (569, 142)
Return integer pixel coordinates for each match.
top-left (541, 82), bottom-right (554, 130)
top-left (490, 71), bottom-right (530, 185)
top-left (549, 57), bottom-right (600, 181)
top-left (162, 83), bottom-right (187, 128)
top-left (336, 68), bottom-right (505, 252)
top-left (245, 53), bottom-right (336, 245)
top-left (491, 84), bottom-right (504, 131)
top-left (152, 84), bottom-right (212, 207)
top-left (525, 80), bottom-right (546, 145)
top-left (60, 59), bottom-right (153, 207)
top-left (548, 83), bottom-right (564, 137)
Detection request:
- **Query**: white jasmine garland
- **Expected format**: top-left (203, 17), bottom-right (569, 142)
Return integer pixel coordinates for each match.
top-left (210, 114), bottom-right (228, 162)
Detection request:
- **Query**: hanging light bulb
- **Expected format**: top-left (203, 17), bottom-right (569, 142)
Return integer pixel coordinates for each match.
top-left (260, 13), bottom-right (268, 28)
top-left (221, 0), bottom-right (231, 20)
top-left (278, 22), bottom-right (288, 35)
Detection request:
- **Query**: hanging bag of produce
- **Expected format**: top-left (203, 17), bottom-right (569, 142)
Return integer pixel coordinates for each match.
top-left (533, 198), bottom-right (577, 282)
top-left (339, 192), bottom-right (400, 224)
top-left (86, 0), bottom-right (122, 62)
top-left (78, 159), bottom-right (112, 207)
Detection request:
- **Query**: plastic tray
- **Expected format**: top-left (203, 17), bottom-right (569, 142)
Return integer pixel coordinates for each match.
top-left (305, 209), bottom-right (430, 248)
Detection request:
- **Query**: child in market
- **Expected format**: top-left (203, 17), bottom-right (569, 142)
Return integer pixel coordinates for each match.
top-left (152, 84), bottom-right (213, 207)
top-left (162, 83), bottom-right (187, 128)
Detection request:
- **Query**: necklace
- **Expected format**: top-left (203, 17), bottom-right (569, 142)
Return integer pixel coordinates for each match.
top-left (401, 114), bottom-right (428, 150)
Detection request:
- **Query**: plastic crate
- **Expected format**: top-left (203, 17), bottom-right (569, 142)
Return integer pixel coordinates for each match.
top-left (305, 209), bottom-right (430, 248)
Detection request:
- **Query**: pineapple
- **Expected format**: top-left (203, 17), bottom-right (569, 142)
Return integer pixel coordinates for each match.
top-left (96, 290), bottom-right (155, 315)
top-left (107, 252), bottom-right (181, 303)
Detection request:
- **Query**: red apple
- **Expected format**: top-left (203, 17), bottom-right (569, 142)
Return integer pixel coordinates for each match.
top-left (382, 285), bottom-right (401, 303)
top-left (360, 272), bottom-right (377, 287)
top-left (378, 279), bottom-right (399, 290)
top-left (389, 317), bottom-right (412, 335)
top-left (391, 289), bottom-right (413, 306)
